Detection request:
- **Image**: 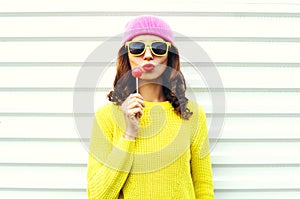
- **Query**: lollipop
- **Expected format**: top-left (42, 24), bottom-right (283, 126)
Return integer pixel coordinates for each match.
top-left (132, 68), bottom-right (143, 93)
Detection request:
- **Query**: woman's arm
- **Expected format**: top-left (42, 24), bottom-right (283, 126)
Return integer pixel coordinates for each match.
top-left (87, 104), bottom-right (135, 199)
top-left (190, 106), bottom-right (215, 199)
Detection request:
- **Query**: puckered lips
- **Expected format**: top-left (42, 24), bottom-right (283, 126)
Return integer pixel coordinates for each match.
top-left (142, 63), bottom-right (155, 72)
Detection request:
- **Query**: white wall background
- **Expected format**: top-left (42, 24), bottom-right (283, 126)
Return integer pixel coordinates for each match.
top-left (0, 0), bottom-right (300, 198)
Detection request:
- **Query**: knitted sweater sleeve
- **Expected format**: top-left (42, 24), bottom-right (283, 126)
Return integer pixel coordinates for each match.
top-left (190, 106), bottom-right (215, 199)
top-left (87, 104), bottom-right (135, 199)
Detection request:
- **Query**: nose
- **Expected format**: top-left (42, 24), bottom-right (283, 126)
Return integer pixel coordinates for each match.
top-left (143, 46), bottom-right (153, 60)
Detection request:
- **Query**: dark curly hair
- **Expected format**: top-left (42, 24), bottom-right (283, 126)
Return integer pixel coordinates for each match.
top-left (107, 44), bottom-right (193, 119)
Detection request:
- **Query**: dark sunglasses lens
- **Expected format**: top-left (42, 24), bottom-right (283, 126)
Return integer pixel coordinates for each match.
top-left (152, 42), bottom-right (168, 55)
top-left (129, 42), bottom-right (145, 54)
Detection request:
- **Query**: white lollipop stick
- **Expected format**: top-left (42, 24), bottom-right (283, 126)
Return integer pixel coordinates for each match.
top-left (131, 68), bottom-right (143, 93)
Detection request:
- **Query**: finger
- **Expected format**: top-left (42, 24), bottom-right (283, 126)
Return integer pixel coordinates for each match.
top-left (127, 107), bottom-right (143, 118)
top-left (130, 93), bottom-right (143, 98)
top-left (122, 94), bottom-right (144, 113)
top-left (128, 96), bottom-right (145, 108)
top-left (135, 97), bottom-right (145, 108)
top-left (130, 93), bottom-right (144, 101)
top-left (128, 100), bottom-right (144, 110)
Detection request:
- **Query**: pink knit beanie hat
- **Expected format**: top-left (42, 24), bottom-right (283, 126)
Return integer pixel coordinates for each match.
top-left (122, 15), bottom-right (175, 45)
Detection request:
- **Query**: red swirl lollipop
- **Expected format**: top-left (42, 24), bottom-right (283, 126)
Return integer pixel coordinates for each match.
top-left (132, 67), bottom-right (143, 78)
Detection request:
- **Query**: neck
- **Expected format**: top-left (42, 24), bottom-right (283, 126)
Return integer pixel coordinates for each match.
top-left (138, 79), bottom-right (165, 102)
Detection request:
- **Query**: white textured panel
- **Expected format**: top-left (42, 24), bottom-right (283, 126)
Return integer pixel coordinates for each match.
top-left (1, 0), bottom-right (300, 12)
top-left (179, 42), bottom-right (300, 63)
top-left (0, 91), bottom-right (104, 113)
top-left (213, 166), bottom-right (300, 189)
top-left (0, 42), bottom-right (98, 62)
top-left (215, 191), bottom-right (300, 199)
top-left (213, 92), bottom-right (300, 114)
top-left (212, 141), bottom-right (300, 164)
top-left (0, 66), bottom-right (114, 88)
top-left (193, 91), bottom-right (300, 114)
top-left (1, 42), bottom-right (300, 62)
top-left (0, 141), bottom-right (88, 164)
top-left (0, 190), bottom-right (86, 199)
top-left (1, 16), bottom-right (300, 38)
top-left (0, 166), bottom-right (86, 189)
top-left (0, 117), bottom-right (81, 139)
top-left (1, 117), bottom-right (300, 139)
top-left (184, 66), bottom-right (300, 89)
top-left (1, 91), bottom-right (300, 114)
top-left (2, 66), bottom-right (300, 89)
top-left (219, 117), bottom-right (300, 139)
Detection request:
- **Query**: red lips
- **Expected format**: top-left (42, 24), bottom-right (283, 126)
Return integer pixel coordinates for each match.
top-left (142, 63), bottom-right (155, 72)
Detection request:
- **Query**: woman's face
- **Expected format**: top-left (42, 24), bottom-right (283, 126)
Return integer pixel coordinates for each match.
top-left (127, 35), bottom-right (168, 80)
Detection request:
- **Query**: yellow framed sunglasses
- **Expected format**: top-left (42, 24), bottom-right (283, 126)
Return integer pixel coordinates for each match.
top-left (125, 41), bottom-right (171, 56)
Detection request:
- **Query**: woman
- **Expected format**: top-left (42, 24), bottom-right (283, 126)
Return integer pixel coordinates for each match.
top-left (87, 15), bottom-right (214, 199)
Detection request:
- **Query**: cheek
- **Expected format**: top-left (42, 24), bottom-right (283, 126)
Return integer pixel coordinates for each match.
top-left (158, 57), bottom-right (168, 66)
top-left (156, 60), bottom-right (168, 74)
top-left (128, 56), bottom-right (141, 69)
top-left (158, 57), bottom-right (169, 74)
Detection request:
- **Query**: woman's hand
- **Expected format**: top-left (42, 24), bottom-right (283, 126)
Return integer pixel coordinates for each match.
top-left (121, 93), bottom-right (145, 140)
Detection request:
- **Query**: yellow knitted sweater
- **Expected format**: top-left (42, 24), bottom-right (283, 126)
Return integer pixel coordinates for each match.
top-left (87, 100), bottom-right (214, 199)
